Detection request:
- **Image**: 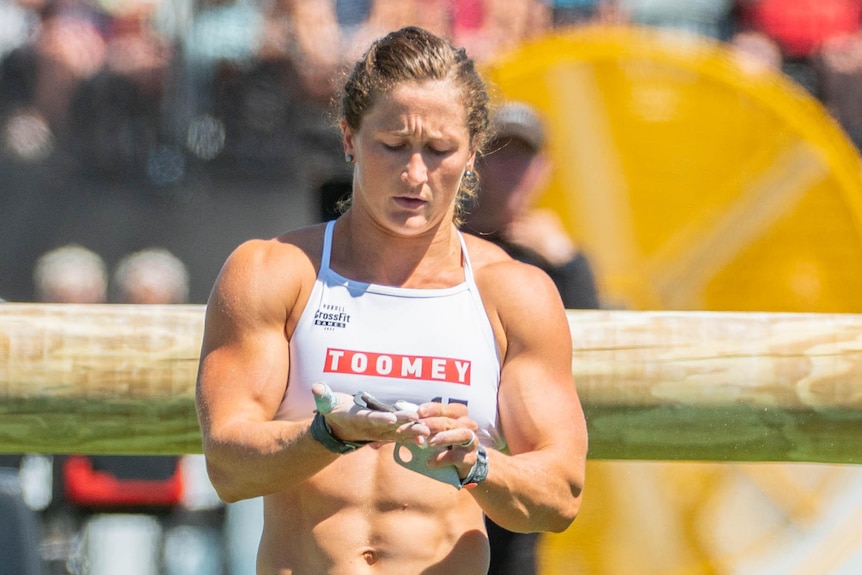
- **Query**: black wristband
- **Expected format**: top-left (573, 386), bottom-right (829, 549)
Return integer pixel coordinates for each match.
top-left (460, 445), bottom-right (488, 489)
top-left (309, 412), bottom-right (370, 454)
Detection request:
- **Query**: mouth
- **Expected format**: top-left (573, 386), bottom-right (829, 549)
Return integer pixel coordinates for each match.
top-left (393, 196), bottom-right (427, 210)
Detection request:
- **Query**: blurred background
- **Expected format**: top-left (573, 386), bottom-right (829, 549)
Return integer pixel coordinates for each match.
top-left (3, 0), bottom-right (862, 573)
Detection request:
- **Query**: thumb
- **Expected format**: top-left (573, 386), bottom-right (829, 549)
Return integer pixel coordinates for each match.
top-left (312, 382), bottom-right (338, 414)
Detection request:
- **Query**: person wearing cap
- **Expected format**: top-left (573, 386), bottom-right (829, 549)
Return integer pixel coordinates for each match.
top-left (465, 101), bottom-right (600, 311)
top-left (463, 102), bottom-right (600, 575)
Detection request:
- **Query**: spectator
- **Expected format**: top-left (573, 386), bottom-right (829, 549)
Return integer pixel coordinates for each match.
top-left (0, 0), bottom-right (40, 61)
top-left (32, 244), bottom-right (217, 574)
top-left (20, 1), bottom-right (106, 141)
top-left (463, 102), bottom-right (598, 575)
top-left (549, 0), bottom-right (624, 27)
top-left (728, 29), bottom-right (783, 75)
top-left (733, 0), bottom-right (862, 96)
top-left (33, 243), bottom-right (108, 303)
top-left (462, 102), bottom-right (600, 575)
top-left (110, 247), bottom-right (223, 575)
top-left (263, 0), bottom-right (551, 94)
top-left (111, 247), bottom-right (190, 304)
top-left (66, 0), bottom-right (175, 184)
top-left (465, 101), bottom-right (601, 311)
top-left (814, 29), bottom-right (862, 149)
top-left (614, 0), bottom-right (735, 40)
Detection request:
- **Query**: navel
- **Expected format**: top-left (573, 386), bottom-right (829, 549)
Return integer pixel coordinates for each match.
top-left (361, 548), bottom-right (380, 565)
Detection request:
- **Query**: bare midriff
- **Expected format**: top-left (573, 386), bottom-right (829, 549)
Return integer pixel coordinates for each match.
top-left (256, 444), bottom-right (490, 575)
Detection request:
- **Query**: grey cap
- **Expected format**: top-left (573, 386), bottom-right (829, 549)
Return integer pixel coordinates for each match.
top-left (492, 102), bottom-right (545, 150)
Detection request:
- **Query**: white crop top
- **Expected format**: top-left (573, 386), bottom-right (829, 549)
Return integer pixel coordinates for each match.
top-left (276, 220), bottom-right (505, 451)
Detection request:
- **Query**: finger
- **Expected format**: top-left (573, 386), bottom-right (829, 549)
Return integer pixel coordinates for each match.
top-left (396, 420), bottom-right (431, 447)
top-left (396, 420), bottom-right (429, 433)
top-left (423, 439), bottom-right (477, 476)
top-left (428, 428), bottom-right (478, 449)
top-left (458, 430), bottom-right (477, 449)
top-left (416, 401), bottom-right (469, 419)
top-left (416, 415), bottom-right (469, 436)
top-left (362, 410), bottom-right (398, 424)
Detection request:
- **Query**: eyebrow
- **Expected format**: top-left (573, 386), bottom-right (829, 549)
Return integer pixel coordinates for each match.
top-left (379, 128), bottom-right (460, 145)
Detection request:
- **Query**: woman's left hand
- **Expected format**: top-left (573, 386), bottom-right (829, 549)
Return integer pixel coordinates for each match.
top-left (416, 401), bottom-right (481, 478)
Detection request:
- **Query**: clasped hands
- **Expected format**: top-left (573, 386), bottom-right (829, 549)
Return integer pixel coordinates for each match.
top-left (311, 383), bottom-right (480, 481)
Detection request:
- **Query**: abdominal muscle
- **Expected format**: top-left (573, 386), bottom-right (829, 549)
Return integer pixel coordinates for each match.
top-left (256, 443), bottom-right (491, 575)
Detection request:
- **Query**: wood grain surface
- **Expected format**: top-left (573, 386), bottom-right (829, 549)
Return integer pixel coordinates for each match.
top-left (1, 304), bottom-right (860, 462)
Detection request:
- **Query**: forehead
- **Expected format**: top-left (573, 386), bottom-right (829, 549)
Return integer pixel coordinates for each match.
top-left (361, 80), bottom-right (469, 132)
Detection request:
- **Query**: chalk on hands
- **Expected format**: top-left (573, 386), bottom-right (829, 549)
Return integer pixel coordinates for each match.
top-left (312, 382), bottom-right (338, 414)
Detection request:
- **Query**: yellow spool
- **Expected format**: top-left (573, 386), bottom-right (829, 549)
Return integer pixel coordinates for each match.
top-left (482, 25), bottom-right (862, 575)
top-left (483, 25), bottom-right (862, 312)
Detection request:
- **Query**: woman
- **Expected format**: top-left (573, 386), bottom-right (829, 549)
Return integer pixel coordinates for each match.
top-left (196, 26), bottom-right (587, 575)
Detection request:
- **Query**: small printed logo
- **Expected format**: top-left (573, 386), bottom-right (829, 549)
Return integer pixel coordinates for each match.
top-left (313, 303), bottom-right (351, 330)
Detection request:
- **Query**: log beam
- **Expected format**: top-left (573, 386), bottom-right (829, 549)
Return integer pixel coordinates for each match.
top-left (1, 304), bottom-right (860, 463)
top-left (569, 311), bottom-right (862, 463)
top-left (1, 304), bottom-right (203, 455)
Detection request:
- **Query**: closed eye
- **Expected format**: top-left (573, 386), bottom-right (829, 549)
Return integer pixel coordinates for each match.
top-left (428, 145), bottom-right (455, 156)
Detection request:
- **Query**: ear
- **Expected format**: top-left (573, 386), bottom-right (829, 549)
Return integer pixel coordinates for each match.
top-left (341, 119), bottom-right (355, 156)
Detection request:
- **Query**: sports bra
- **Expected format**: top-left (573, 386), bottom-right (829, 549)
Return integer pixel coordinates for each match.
top-left (276, 220), bottom-right (505, 451)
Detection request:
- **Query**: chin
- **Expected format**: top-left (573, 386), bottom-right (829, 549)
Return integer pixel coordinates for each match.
top-left (387, 212), bottom-right (432, 231)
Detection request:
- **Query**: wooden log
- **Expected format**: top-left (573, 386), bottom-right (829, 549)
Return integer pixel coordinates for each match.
top-left (1, 304), bottom-right (860, 463)
top-left (569, 311), bottom-right (862, 464)
top-left (0, 304), bottom-right (203, 455)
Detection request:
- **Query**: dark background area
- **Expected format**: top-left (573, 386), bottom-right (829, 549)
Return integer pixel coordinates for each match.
top-left (0, 166), bottom-right (319, 304)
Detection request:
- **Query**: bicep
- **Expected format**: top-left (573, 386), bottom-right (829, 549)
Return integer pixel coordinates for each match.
top-left (197, 318), bottom-right (291, 435)
top-left (195, 245), bottom-right (296, 439)
top-left (494, 269), bottom-right (586, 458)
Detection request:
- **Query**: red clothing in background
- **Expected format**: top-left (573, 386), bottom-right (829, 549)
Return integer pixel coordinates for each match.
top-left (739, 0), bottom-right (862, 57)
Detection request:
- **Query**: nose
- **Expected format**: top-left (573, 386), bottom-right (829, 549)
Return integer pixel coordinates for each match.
top-left (401, 152), bottom-right (428, 185)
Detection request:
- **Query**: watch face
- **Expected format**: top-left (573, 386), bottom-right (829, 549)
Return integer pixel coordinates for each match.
top-left (477, 445), bottom-right (488, 462)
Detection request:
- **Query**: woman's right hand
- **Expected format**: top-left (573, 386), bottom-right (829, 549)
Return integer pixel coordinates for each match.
top-left (311, 383), bottom-right (430, 445)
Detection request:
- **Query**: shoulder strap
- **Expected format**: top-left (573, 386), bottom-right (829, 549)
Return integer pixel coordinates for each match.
top-left (457, 230), bottom-right (479, 290)
top-left (321, 220), bottom-right (335, 272)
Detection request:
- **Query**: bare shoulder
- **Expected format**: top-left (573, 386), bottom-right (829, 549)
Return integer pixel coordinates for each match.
top-left (208, 224), bottom-right (327, 327)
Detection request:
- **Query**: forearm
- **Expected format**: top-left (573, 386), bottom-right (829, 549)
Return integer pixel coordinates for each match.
top-left (203, 418), bottom-right (338, 503)
top-left (471, 448), bottom-right (583, 533)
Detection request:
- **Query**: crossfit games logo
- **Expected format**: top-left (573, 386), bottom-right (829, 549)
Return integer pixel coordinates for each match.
top-left (313, 304), bottom-right (350, 329)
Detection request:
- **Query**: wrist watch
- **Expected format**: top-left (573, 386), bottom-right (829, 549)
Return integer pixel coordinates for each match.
top-left (460, 445), bottom-right (489, 489)
top-left (310, 412), bottom-right (371, 454)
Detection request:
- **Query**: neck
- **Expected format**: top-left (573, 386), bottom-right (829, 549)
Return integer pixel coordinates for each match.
top-left (331, 212), bottom-right (463, 288)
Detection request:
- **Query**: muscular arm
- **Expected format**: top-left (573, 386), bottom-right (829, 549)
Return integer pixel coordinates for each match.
top-left (195, 236), bottom-right (339, 503)
top-left (196, 234), bottom-right (428, 503)
top-left (470, 259), bottom-right (588, 533)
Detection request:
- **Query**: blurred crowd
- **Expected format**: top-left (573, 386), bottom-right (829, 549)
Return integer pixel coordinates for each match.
top-left (2, 0), bottom-right (862, 304)
top-left (4, 1), bottom-right (862, 574)
top-left (2, 0), bottom-right (862, 193)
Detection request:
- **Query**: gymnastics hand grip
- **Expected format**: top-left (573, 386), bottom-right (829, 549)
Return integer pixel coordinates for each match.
top-left (393, 443), bottom-right (461, 488)
top-left (351, 390), bottom-right (461, 487)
